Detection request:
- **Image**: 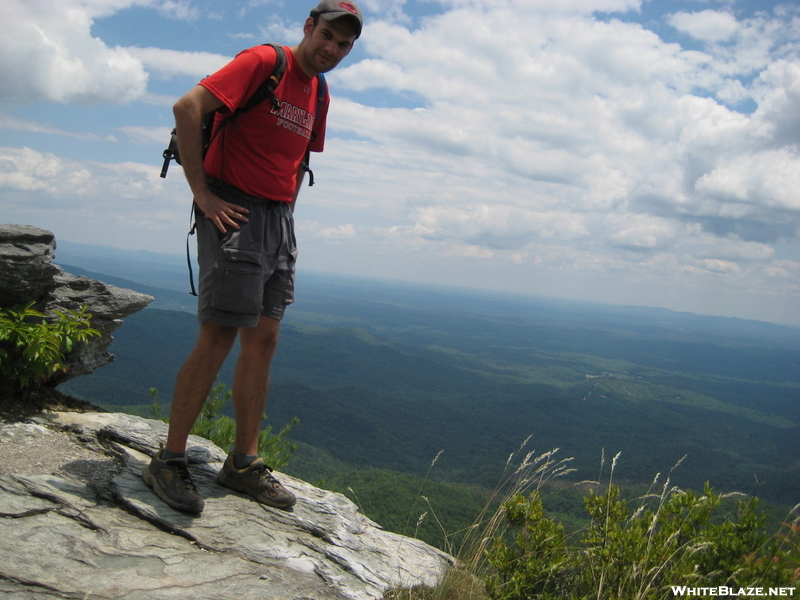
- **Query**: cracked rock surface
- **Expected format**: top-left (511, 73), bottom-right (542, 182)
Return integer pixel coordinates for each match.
top-left (0, 411), bottom-right (452, 600)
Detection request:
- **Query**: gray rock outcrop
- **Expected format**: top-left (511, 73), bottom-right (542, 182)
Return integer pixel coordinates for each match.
top-left (0, 224), bottom-right (153, 383)
top-left (0, 411), bottom-right (452, 599)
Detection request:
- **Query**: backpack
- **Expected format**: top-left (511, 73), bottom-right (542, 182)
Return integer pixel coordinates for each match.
top-left (159, 43), bottom-right (327, 182)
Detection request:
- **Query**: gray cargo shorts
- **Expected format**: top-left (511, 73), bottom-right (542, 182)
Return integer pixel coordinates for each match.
top-left (195, 178), bottom-right (296, 328)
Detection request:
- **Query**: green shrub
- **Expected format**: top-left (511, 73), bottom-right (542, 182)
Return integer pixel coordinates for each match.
top-left (486, 491), bottom-right (573, 599)
top-left (485, 483), bottom-right (798, 600)
top-left (0, 302), bottom-right (100, 390)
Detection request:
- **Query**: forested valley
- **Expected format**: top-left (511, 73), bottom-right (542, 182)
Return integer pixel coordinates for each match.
top-left (57, 258), bottom-right (800, 551)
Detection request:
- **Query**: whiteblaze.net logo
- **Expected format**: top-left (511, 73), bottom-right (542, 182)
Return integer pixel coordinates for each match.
top-left (671, 587), bottom-right (796, 597)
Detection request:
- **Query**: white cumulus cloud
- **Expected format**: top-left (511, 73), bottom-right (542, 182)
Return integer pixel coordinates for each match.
top-left (0, 0), bottom-right (152, 105)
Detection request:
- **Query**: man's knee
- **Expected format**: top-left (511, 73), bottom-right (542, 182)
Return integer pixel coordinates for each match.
top-left (239, 317), bottom-right (281, 357)
top-left (196, 322), bottom-right (239, 355)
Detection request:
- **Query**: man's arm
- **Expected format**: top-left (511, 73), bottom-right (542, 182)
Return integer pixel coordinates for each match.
top-left (173, 85), bottom-right (250, 232)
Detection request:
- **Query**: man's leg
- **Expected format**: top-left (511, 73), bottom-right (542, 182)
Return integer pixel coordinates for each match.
top-left (231, 315), bottom-right (281, 456)
top-left (217, 315), bottom-right (296, 508)
top-left (142, 322), bottom-right (238, 514)
top-left (166, 322), bottom-right (239, 454)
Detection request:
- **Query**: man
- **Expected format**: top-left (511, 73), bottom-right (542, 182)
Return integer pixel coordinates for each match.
top-left (143, 1), bottom-right (363, 514)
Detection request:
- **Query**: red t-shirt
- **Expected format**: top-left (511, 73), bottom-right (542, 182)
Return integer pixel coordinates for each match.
top-left (200, 45), bottom-right (329, 202)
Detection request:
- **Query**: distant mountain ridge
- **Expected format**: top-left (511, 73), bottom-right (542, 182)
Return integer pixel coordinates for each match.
top-left (55, 238), bottom-right (799, 337)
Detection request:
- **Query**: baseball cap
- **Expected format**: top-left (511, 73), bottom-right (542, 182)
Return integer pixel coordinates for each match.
top-left (310, 1), bottom-right (363, 38)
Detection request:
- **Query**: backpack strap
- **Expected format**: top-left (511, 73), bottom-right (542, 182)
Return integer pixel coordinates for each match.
top-left (186, 204), bottom-right (198, 296)
top-left (302, 72), bottom-right (327, 187)
top-left (161, 44), bottom-right (287, 179)
top-left (206, 43), bottom-right (287, 151)
top-left (316, 73), bottom-right (328, 115)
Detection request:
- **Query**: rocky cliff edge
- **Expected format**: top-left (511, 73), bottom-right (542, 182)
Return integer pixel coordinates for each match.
top-left (0, 411), bottom-right (452, 599)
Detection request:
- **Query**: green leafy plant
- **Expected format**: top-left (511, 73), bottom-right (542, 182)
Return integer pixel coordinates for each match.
top-left (150, 379), bottom-right (299, 471)
top-left (484, 470), bottom-right (798, 600)
top-left (485, 491), bottom-right (573, 599)
top-left (580, 485), bottom-right (793, 599)
top-left (190, 377), bottom-right (236, 448)
top-left (0, 302), bottom-right (100, 390)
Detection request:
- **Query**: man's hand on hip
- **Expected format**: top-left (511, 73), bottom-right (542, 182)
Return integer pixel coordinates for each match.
top-left (195, 188), bottom-right (250, 233)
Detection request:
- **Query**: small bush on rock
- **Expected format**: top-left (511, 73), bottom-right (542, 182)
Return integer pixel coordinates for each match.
top-left (0, 302), bottom-right (100, 390)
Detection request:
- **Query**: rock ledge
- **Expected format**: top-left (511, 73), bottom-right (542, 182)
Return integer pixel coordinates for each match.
top-left (0, 411), bottom-right (452, 600)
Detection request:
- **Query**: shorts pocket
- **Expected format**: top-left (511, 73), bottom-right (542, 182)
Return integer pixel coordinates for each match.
top-left (210, 248), bottom-right (266, 314)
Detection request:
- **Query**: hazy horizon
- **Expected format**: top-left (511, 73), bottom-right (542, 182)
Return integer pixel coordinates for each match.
top-left (52, 237), bottom-right (800, 331)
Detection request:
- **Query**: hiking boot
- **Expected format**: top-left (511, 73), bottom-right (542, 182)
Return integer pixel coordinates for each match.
top-left (142, 449), bottom-right (205, 514)
top-left (217, 454), bottom-right (296, 508)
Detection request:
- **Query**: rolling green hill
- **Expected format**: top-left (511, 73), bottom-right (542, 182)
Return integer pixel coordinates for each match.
top-left (58, 268), bottom-right (800, 511)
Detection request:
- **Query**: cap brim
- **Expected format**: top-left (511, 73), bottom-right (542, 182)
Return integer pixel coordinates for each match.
top-left (319, 12), bottom-right (362, 36)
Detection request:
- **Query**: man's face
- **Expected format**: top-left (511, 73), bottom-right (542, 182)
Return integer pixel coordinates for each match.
top-left (300, 17), bottom-right (357, 74)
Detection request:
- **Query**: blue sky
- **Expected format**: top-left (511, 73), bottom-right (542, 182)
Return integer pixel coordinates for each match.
top-left (1, 0), bottom-right (799, 326)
